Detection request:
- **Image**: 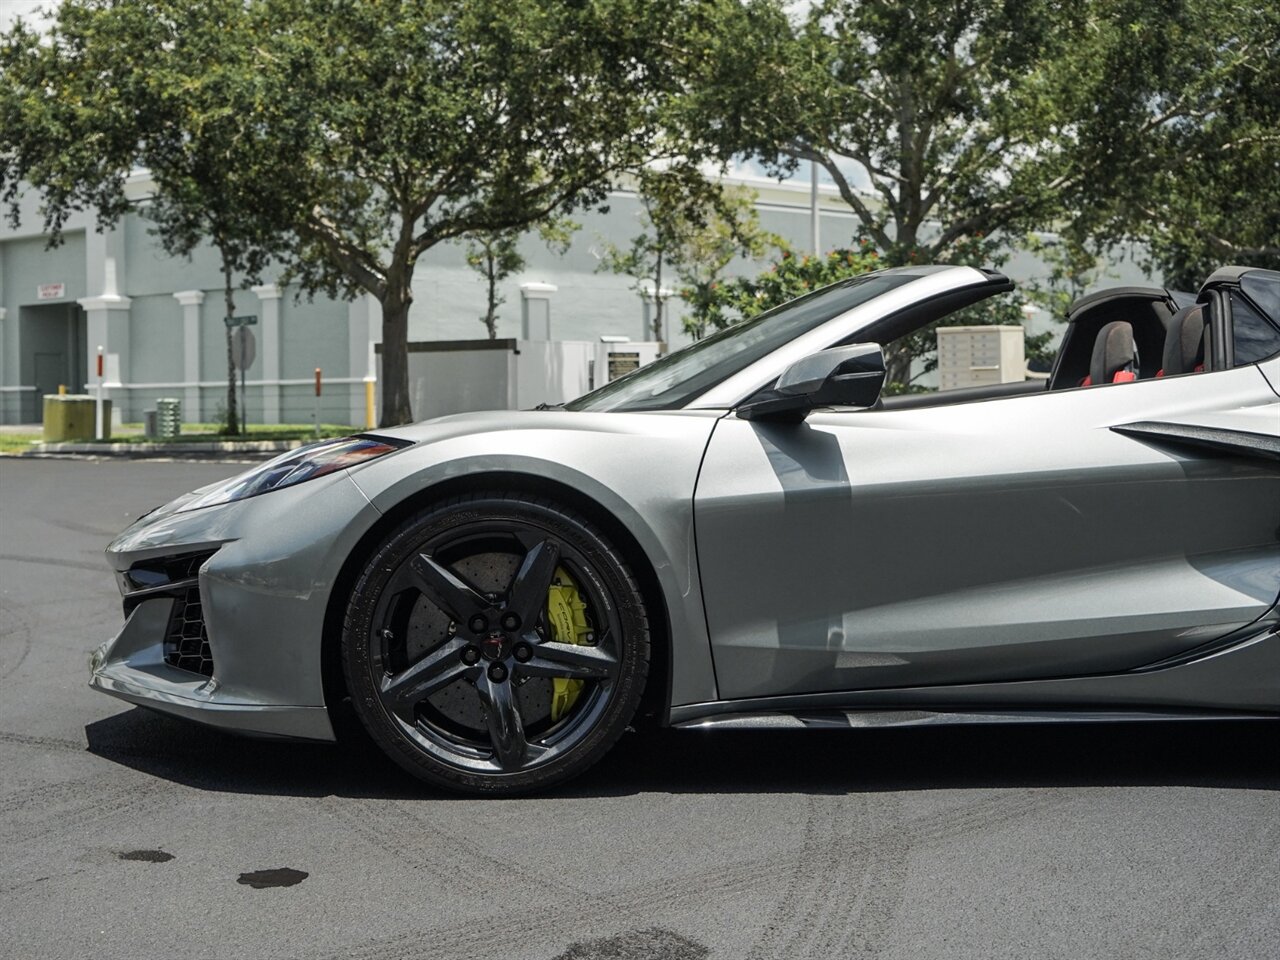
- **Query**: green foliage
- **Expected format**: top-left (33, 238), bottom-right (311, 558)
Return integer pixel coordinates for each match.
top-left (673, 189), bottom-right (785, 340)
top-left (1062, 2), bottom-right (1280, 287)
top-left (706, 241), bottom-right (882, 324)
top-left (596, 170), bottom-right (782, 341)
top-left (254, 0), bottom-right (717, 423)
top-left (0, 0), bottom-right (290, 435)
top-left (462, 218), bottom-right (577, 339)
top-left (699, 0), bottom-right (1083, 263)
top-left (3, 0), bottom-right (717, 426)
top-left (705, 235), bottom-right (1059, 391)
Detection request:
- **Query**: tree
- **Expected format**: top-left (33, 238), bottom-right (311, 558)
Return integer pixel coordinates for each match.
top-left (696, 0), bottom-right (1276, 383)
top-left (255, 0), bottom-right (714, 424)
top-left (673, 188), bottom-right (784, 339)
top-left (1064, 2), bottom-right (1280, 288)
top-left (3, 0), bottom-right (720, 426)
top-left (596, 171), bottom-right (779, 342)
top-left (0, 0), bottom-right (285, 434)
top-left (462, 219), bottom-right (576, 340)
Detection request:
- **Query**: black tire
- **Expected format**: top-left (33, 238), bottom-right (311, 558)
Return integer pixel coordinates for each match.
top-left (342, 492), bottom-right (649, 795)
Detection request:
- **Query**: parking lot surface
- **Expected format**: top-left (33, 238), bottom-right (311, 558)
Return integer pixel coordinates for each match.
top-left (2, 457), bottom-right (1278, 960)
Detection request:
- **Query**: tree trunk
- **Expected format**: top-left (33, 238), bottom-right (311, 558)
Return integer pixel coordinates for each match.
top-left (884, 341), bottom-right (913, 391)
top-left (379, 283), bottom-right (414, 427)
top-left (220, 248), bottom-right (240, 435)
top-left (652, 252), bottom-right (665, 343)
top-left (484, 249), bottom-right (498, 339)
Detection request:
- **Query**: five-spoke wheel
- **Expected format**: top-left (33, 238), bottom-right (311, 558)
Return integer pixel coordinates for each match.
top-left (343, 493), bottom-right (649, 794)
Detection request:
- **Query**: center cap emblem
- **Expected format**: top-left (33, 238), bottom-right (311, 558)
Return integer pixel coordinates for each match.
top-left (480, 635), bottom-right (507, 661)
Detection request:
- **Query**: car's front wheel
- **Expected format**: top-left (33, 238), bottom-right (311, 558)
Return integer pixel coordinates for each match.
top-left (342, 492), bottom-right (649, 794)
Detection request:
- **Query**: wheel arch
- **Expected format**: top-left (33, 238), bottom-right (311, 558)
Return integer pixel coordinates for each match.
top-left (320, 470), bottom-right (675, 735)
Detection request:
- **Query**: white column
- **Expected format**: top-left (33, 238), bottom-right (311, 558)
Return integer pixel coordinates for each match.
top-left (348, 293), bottom-right (381, 427)
top-left (520, 282), bottom-right (557, 340)
top-left (252, 283), bottom-right (282, 423)
top-left (173, 290), bottom-right (204, 419)
top-left (82, 216), bottom-right (130, 424)
top-left (640, 285), bottom-right (675, 343)
top-left (78, 295), bottom-right (132, 427)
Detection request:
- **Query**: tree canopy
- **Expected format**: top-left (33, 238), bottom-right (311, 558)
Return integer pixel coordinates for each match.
top-left (2, 0), bottom-right (719, 425)
top-left (3, 0), bottom-right (1275, 415)
top-left (1, 0), bottom-right (289, 432)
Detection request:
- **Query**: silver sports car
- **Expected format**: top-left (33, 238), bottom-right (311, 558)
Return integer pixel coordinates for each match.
top-left (92, 264), bottom-right (1280, 794)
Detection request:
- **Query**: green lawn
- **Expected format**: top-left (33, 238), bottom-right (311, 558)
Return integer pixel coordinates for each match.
top-left (0, 433), bottom-right (41, 454)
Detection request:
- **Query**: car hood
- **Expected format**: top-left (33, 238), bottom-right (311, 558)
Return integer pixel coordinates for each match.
top-left (366, 407), bottom-right (724, 447)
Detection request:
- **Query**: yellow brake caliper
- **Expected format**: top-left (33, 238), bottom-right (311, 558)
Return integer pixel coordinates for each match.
top-left (546, 566), bottom-right (594, 722)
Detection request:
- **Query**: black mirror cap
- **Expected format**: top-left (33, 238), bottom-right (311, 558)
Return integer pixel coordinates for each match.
top-left (738, 343), bottom-right (887, 422)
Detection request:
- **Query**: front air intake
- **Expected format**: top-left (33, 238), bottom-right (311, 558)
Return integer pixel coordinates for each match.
top-left (164, 583), bottom-right (213, 677)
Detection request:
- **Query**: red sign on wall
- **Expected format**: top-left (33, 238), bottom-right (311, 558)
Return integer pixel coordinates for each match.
top-left (37, 283), bottom-right (66, 301)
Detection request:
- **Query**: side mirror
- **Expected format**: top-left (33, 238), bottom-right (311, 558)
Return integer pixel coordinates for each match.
top-left (737, 342), bottom-right (887, 422)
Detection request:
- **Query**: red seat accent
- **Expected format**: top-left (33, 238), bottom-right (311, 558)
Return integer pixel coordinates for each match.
top-left (1112, 370), bottom-right (1136, 383)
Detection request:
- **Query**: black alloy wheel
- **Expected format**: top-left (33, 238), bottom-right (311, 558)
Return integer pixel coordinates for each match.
top-left (342, 492), bottom-right (650, 794)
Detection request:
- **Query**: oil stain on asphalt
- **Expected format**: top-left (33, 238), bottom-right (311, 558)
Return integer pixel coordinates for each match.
top-left (237, 868), bottom-right (309, 889)
top-left (117, 849), bottom-right (174, 863)
top-left (552, 927), bottom-right (708, 960)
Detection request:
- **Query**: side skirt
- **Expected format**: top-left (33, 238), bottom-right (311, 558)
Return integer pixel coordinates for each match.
top-left (669, 624), bottom-right (1280, 727)
top-left (673, 707), bottom-right (1275, 731)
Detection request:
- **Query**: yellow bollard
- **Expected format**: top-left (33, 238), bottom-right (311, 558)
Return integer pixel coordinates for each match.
top-left (58, 384), bottom-right (67, 396)
top-left (365, 380), bottom-right (376, 429)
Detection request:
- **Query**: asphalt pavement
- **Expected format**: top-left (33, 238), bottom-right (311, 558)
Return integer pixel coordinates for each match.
top-left (1, 457), bottom-right (1278, 960)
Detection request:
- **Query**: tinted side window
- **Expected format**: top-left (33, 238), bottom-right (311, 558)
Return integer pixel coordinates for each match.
top-left (1230, 292), bottom-right (1280, 365)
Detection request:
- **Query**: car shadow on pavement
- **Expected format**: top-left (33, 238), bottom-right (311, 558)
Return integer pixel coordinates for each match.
top-left (85, 705), bottom-right (1280, 799)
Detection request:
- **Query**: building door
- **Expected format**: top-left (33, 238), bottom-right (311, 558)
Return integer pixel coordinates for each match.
top-left (21, 303), bottom-right (84, 398)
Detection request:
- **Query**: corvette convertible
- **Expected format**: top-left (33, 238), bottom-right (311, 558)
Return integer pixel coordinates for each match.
top-left (92, 264), bottom-right (1280, 793)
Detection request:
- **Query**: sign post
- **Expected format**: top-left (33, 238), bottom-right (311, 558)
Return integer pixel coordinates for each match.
top-left (225, 316), bottom-right (257, 434)
top-left (232, 327), bottom-right (257, 434)
top-left (313, 367), bottom-right (322, 437)
top-left (94, 346), bottom-right (104, 440)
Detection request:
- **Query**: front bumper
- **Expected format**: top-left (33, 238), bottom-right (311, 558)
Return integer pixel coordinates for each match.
top-left (89, 600), bottom-right (334, 740)
top-left (90, 470), bottom-right (386, 741)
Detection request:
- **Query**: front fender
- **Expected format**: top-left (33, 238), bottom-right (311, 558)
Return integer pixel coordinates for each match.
top-left (347, 410), bottom-right (723, 709)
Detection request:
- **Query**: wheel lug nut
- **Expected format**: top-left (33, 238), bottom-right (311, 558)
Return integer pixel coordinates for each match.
top-left (501, 612), bottom-right (521, 632)
top-left (467, 615), bottom-right (487, 633)
top-left (460, 645), bottom-right (480, 665)
top-left (488, 662), bottom-right (508, 683)
top-left (513, 642), bottom-right (532, 663)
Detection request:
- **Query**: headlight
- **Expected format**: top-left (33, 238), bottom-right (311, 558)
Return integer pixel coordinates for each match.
top-left (178, 435), bottom-right (410, 512)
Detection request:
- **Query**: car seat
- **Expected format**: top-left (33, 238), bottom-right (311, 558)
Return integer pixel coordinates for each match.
top-left (1156, 305), bottom-right (1205, 377)
top-left (1080, 320), bottom-right (1139, 386)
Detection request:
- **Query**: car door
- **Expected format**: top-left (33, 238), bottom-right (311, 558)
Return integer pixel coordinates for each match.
top-left (693, 350), bottom-right (1280, 702)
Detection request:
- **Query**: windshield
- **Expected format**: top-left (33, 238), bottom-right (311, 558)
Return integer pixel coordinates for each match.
top-left (566, 271), bottom-right (915, 412)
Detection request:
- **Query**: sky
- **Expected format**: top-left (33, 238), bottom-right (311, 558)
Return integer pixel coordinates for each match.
top-left (0, 1), bottom-right (54, 33)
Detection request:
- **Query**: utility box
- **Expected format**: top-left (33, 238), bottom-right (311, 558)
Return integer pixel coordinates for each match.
top-left (936, 325), bottom-right (1026, 391)
top-left (155, 398), bottom-right (182, 439)
top-left (42, 395), bottom-right (110, 441)
top-left (592, 339), bottom-right (662, 389)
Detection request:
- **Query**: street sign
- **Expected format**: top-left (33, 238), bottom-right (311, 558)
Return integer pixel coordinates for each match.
top-left (232, 326), bottom-right (257, 371)
top-left (225, 315), bottom-right (258, 327)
